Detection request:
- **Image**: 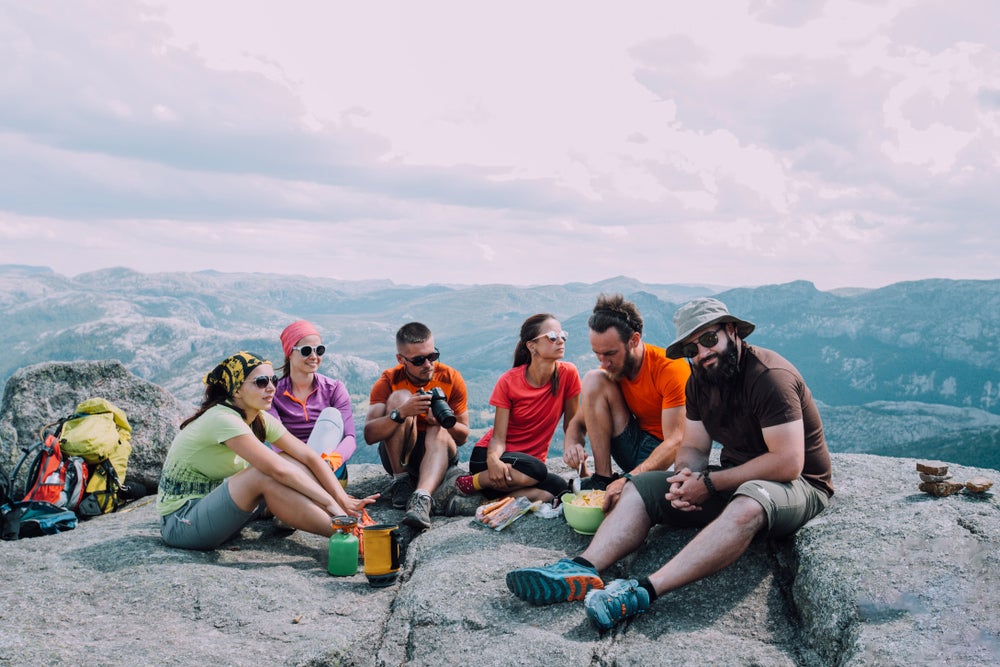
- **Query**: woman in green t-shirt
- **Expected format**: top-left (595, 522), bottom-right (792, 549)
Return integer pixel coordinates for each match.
top-left (158, 351), bottom-right (377, 550)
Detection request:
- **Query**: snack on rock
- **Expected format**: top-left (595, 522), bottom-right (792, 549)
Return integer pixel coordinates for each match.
top-left (916, 462), bottom-right (949, 476)
top-left (918, 481), bottom-right (965, 497)
top-left (918, 472), bottom-right (953, 483)
top-left (965, 477), bottom-right (994, 494)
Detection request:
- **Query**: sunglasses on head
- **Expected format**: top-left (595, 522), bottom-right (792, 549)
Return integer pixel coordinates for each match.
top-left (681, 326), bottom-right (725, 358)
top-left (293, 344), bottom-right (326, 358)
top-left (400, 348), bottom-right (441, 366)
top-left (533, 330), bottom-right (569, 343)
top-left (250, 375), bottom-right (279, 389)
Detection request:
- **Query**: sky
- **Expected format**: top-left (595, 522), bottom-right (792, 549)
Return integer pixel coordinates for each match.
top-left (1, 0), bottom-right (998, 291)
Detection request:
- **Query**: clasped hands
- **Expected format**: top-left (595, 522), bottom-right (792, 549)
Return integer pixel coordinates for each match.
top-left (665, 467), bottom-right (709, 512)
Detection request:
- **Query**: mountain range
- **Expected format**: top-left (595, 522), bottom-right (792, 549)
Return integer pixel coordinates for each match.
top-left (2, 265), bottom-right (998, 470)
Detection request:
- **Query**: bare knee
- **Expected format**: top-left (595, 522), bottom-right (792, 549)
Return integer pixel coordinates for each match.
top-left (719, 496), bottom-right (767, 535)
top-left (386, 389), bottom-right (412, 409)
top-left (581, 369), bottom-right (613, 397)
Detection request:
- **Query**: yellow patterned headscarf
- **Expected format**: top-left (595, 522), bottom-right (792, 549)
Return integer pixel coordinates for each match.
top-left (204, 351), bottom-right (269, 395)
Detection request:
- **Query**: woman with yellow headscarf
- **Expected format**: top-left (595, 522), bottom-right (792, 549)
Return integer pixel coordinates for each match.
top-left (157, 352), bottom-right (378, 550)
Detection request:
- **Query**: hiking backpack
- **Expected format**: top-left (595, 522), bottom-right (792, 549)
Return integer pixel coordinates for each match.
top-left (19, 431), bottom-right (88, 510)
top-left (57, 397), bottom-right (135, 517)
top-left (11, 397), bottom-right (137, 520)
top-left (1, 438), bottom-right (80, 541)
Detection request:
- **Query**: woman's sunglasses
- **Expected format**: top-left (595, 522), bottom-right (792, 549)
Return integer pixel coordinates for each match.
top-left (250, 375), bottom-right (279, 389)
top-left (400, 349), bottom-right (441, 366)
top-left (681, 327), bottom-right (725, 358)
top-left (293, 344), bottom-right (326, 358)
top-left (532, 330), bottom-right (569, 343)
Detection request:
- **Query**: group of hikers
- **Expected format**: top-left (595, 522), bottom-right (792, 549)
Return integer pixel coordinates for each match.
top-left (156, 293), bottom-right (834, 631)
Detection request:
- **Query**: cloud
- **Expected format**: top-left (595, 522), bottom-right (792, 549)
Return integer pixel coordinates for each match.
top-left (0, 0), bottom-right (997, 290)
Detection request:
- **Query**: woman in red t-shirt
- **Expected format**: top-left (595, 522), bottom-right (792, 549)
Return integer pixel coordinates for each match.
top-left (456, 314), bottom-right (582, 501)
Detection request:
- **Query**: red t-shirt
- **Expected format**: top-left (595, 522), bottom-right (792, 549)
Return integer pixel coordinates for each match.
top-left (368, 363), bottom-right (468, 433)
top-left (475, 361), bottom-right (582, 461)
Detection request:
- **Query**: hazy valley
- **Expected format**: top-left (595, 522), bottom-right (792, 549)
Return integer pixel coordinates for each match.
top-left (2, 265), bottom-right (998, 470)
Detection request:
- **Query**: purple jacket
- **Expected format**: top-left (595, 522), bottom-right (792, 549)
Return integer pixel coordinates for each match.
top-left (268, 373), bottom-right (357, 462)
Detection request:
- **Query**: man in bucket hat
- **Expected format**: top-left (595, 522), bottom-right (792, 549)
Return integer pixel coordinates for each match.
top-left (507, 297), bottom-right (833, 632)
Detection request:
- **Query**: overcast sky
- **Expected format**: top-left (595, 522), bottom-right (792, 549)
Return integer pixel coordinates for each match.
top-left (2, 0), bottom-right (998, 290)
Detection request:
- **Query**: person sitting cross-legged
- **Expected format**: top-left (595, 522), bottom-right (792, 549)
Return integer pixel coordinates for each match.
top-left (447, 313), bottom-right (581, 516)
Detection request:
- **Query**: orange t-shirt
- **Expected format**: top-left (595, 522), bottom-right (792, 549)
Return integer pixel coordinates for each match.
top-left (368, 363), bottom-right (468, 433)
top-left (619, 343), bottom-right (690, 440)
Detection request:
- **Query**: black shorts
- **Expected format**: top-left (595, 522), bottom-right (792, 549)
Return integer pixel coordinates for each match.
top-left (378, 432), bottom-right (458, 477)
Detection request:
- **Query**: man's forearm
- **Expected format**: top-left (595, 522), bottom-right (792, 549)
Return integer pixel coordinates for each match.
top-left (674, 444), bottom-right (710, 472)
top-left (631, 438), bottom-right (681, 473)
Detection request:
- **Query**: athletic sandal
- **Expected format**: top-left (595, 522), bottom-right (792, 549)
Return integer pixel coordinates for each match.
top-left (506, 558), bottom-right (603, 605)
top-left (584, 578), bottom-right (650, 631)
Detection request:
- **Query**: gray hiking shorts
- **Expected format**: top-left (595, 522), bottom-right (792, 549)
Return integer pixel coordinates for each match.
top-left (160, 479), bottom-right (264, 550)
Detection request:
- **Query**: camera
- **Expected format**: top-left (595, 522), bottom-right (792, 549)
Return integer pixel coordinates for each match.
top-left (418, 387), bottom-right (456, 428)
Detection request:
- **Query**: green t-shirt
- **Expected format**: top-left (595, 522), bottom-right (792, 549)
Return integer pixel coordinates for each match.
top-left (157, 404), bottom-right (287, 516)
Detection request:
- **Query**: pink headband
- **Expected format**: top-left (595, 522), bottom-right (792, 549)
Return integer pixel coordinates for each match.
top-left (280, 320), bottom-right (320, 358)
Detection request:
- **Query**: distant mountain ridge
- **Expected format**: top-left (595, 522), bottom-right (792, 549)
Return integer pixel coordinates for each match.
top-left (2, 265), bottom-right (998, 470)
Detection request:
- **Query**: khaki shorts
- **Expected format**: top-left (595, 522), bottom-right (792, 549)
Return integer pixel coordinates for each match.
top-left (631, 468), bottom-right (829, 538)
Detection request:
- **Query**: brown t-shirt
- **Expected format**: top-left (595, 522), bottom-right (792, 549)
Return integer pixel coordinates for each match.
top-left (685, 344), bottom-right (833, 496)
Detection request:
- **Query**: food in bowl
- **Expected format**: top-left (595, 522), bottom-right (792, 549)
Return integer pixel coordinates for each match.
top-left (561, 491), bottom-right (606, 535)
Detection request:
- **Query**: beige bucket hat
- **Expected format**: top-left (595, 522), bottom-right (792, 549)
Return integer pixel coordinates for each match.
top-left (665, 298), bottom-right (755, 359)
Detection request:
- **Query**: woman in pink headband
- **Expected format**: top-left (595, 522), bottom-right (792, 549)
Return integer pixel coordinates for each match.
top-left (269, 320), bottom-right (357, 488)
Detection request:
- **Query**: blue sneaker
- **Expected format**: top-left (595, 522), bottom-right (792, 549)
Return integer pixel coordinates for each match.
top-left (584, 578), bottom-right (650, 631)
top-left (506, 558), bottom-right (604, 605)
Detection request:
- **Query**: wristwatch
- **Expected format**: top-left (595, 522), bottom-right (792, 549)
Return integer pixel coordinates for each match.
top-left (389, 409), bottom-right (405, 424)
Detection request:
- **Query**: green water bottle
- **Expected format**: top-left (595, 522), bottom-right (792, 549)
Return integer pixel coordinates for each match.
top-left (327, 516), bottom-right (359, 576)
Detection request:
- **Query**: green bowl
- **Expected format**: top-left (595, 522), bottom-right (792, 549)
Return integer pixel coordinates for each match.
top-left (560, 492), bottom-right (606, 535)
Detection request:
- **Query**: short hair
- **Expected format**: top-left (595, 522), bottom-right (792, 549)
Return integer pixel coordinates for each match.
top-left (588, 293), bottom-right (643, 342)
top-left (396, 321), bottom-right (432, 347)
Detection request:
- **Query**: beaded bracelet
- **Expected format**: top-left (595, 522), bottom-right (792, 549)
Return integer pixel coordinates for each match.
top-left (702, 469), bottom-right (720, 498)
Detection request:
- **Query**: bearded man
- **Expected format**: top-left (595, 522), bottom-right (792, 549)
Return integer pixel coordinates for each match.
top-left (508, 298), bottom-right (833, 632)
top-left (562, 293), bottom-right (690, 509)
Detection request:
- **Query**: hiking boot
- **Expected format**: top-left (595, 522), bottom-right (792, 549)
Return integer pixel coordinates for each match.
top-left (506, 558), bottom-right (603, 605)
top-left (403, 491), bottom-right (433, 530)
top-left (579, 473), bottom-right (620, 491)
top-left (445, 493), bottom-right (483, 517)
top-left (430, 464), bottom-right (466, 512)
top-left (390, 473), bottom-right (415, 510)
top-left (584, 578), bottom-right (650, 631)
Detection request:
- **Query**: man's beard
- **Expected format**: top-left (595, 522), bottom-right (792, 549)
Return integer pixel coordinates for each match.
top-left (696, 337), bottom-right (741, 386)
top-left (609, 346), bottom-right (642, 382)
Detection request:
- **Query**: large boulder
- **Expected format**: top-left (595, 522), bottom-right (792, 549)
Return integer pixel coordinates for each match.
top-left (1, 456), bottom-right (997, 666)
top-left (0, 360), bottom-right (188, 492)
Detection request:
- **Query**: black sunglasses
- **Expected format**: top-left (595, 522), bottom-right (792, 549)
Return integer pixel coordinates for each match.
top-left (251, 375), bottom-right (279, 389)
top-left (681, 327), bottom-right (725, 358)
top-left (293, 344), bottom-right (326, 358)
top-left (400, 348), bottom-right (441, 366)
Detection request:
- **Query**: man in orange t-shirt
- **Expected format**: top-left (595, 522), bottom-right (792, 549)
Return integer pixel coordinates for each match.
top-left (564, 294), bottom-right (690, 510)
top-left (364, 322), bottom-right (470, 530)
